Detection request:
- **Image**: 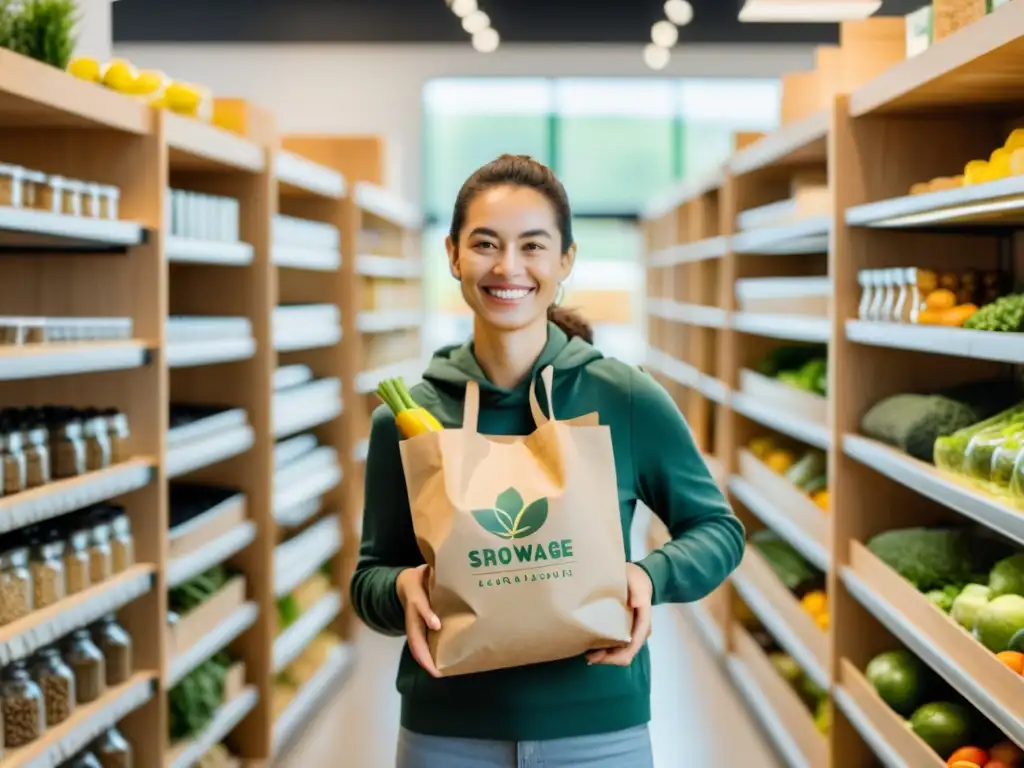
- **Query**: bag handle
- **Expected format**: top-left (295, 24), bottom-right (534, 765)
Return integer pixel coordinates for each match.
top-left (529, 365), bottom-right (556, 427)
top-left (462, 380), bottom-right (480, 433)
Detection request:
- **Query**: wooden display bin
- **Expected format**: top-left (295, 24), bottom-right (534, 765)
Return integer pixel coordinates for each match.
top-left (738, 369), bottom-right (828, 427)
top-left (169, 495), bottom-right (248, 561)
top-left (738, 449), bottom-right (829, 552)
top-left (837, 659), bottom-right (945, 767)
top-left (169, 576), bottom-right (248, 658)
top-left (730, 623), bottom-right (828, 767)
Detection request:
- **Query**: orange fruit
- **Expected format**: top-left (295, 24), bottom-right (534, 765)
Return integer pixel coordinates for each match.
top-left (996, 651), bottom-right (1024, 675)
top-left (949, 763), bottom-right (981, 768)
top-left (984, 761), bottom-right (1012, 768)
top-left (990, 741), bottom-right (1024, 767)
top-left (948, 748), bottom-right (989, 767)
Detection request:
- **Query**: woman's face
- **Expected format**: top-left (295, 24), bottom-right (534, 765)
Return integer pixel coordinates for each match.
top-left (447, 184), bottom-right (575, 333)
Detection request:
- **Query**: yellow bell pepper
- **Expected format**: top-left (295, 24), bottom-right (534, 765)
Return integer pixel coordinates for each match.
top-left (377, 377), bottom-right (443, 438)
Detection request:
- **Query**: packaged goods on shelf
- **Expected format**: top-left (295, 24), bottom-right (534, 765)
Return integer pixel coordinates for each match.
top-left (168, 406), bottom-right (249, 447)
top-left (932, 0), bottom-right (996, 42)
top-left (168, 189), bottom-right (240, 243)
top-left (857, 267), bottom-right (1006, 327)
top-left (0, 316), bottom-right (133, 346)
top-left (905, 5), bottom-right (934, 57)
top-left (93, 727), bottom-right (134, 767)
top-left (748, 435), bottom-right (829, 511)
top-left (0, 164), bottom-right (120, 220)
top-left (168, 485), bottom-right (246, 561)
top-left (272, 378), bottom-right (341, 438)
top-left (272, 304), bottom-right (340, 339)
top-left (167, 407), bottom-right (253, 479)
top-left (272, 215), bottom-right (339, 252)
top-left (735, 277), bottom-right (831, 317)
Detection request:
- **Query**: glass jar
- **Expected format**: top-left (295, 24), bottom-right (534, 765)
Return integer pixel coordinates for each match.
top-left (0, 661), bottom-right (44, 748)
top-left (103, 410), bottom-right (130, 465)
top-left (68, 753), bottom-right (103, 768)
top-left (63, 179), bottom-right (84, 217)
top-left (64, 629), bottom-right (106, 704)
top-left (857, 270), bottom-right (874, 321)
top-left (84, 183), bottom-right (102, 219)
top-left (93, 728), bottom-right (132, 768)
top-left (0, 545), bottom-right (33, 626)
top-left (28, 529), bottom-right (64, 610)
top-left (87, 520), bottom-right (113, 585)
top-left (100, 186), bottom-right (120, 221)
top-left (50, 411), bottom-right (87, 479)
top-left (0, 429), bottom-right (27, 496)
top-left (23, 425), bottom-right (50, 490)
top-left (63, 526), bottom-right (92, 596)
top-left (93, 615), bottom-right (132, 687)
top-left (0, 164), bottom-right (24, 208)
top-left (22, 170), bottom-right (46, 210)
top-left (30, 646), bottom-right (75, 727)
top-left (40, 176), bottom-right (64, 214)
top-left (109, 512), bottom-right (134, 575)
top-left (891, 268), bottom-right (912, 324)
top-left (83, 412), bottom-right (112, 473)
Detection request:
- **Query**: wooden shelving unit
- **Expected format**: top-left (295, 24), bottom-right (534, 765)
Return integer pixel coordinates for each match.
top-left (643, 6), bottom-right (1024, 766)
top-left (0, 52), bottom-right (421, 767)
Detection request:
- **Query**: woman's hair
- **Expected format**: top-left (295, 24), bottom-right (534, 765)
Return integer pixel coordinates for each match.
top-left (449, 154), bottom-right (593, 344)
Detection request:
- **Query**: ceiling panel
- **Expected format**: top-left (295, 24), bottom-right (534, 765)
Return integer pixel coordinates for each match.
top-left (114, 0), bottom-right (925, 45)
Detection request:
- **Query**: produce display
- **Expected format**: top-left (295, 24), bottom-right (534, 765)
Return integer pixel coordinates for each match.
top-left (756, 345), bottom-right (827, 397)
top-left (857, 267), bottom-right (1006, 328)
top-left (169, 651), bottom-right (234, 742)
top-left (169, 566), bottom-right (232, 617)
top-left (276, 570), bottom-right (333, 635)
top-left (909, 128), bottom-right (1024, 191)
top-left (748, 435), bottom-right (829, 511)
top-left (274, 630), bottom-right (343, 719)
top-left (863, 646), bottom-right (1022, 766)
top-left (66, 56), bottom-right (211, 121)
top-left (868, 527), bottom-right (1024, 658)
top-left (0, 0), bottom-right (75, 69)
top-left (932, 400), bottom-right (1024, 498)
top-left (749, 530), bottom-right (829, 630)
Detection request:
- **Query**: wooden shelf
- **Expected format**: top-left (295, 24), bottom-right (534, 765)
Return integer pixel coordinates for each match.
top-left (728, 110), bottom-right (829, 176)
top-left (0, 206), bottom-right (145, 250)
top-left (732, 216), bottom-right (831, 256)
top-left (276, 150), bottom-right (346, 199)
top-left (165, 112), bottom-right (265, 173)
top-left (846, 320), bottom-right (1024, 363)
top-left (649, 236), bottom-right (728, 267)
top-left (167, 337), bottom-right (256, 368)
top-left (272, 244), bottom-right (341, 271)
top-left (272, 643), bottom-right (355, 756)
top-left (273, 590), bottom-right (343, 673)
top-left (166, 236), bottom-right (254, 266)
top-left (0, 342), bottom-right (150, 381)
top-left (732, 392), bottom-right (831, 450)
top-left (168, 602), bottom-right (259, 687)
top-left (168, 687), bottom-right (259, 768)
top-left (847, 174), bottom-right (1024, 228)
top-left (849, 1), bottom-right (1024, 116)
top-left (732, 313), bottom-right (831, 343)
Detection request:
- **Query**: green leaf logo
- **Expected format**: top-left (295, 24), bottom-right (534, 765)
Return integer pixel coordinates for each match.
top-left (471, 487), bottom-right (549, 540)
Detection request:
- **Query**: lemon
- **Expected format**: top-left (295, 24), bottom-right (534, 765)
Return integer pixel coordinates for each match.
top-left (102, 60), bottom-right (137, 93)
top-left (165, 81), bottom-right (202, 115)
top-left (131, 70), bottom-right (165, 96)
top-left (68, 57), bottom-right (101, 82)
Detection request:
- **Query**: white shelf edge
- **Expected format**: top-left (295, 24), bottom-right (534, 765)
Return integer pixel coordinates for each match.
top-left (167, 425), bottom-right (255, 479)
top-left (271, 244), bottom-right (341, 272)
top-left (844, 434), bottom-right (1024, 547)
top-left (732, 312), bottom-right (831, 344)
top-left (168, 602), bottom-right (259, 688)
top-left (649, 236), bottom-right (728, 267)
top-left (731, 569), bottom-right (830, 692)
top-left (725, 657), bottom-right (812, 768)
top-left (272, 400), bottom-right (342, 439)
top-left (168, 687), bottom-right (259, 768)
top-left (697, 374), bottom-right (731, 405)
top-left (354, 254), bottom-right (423, 279)
top-left (0, 342), bottom-right (149, 381)
top-left (728, 110), bottom-right (828, 177)
top-left (833, 687), bottom-right (909, 768)
top-left (167, 337), bottom-right (256, 368)
top-left (166, 237), bottom-right (254, 266)
top-left (272, 643), bottom-right (355, 756)
top-left (0, 566), bottom-right (154, 665)
top-left (644, 347), bottom-right (699, 387)
top-left (353, 182), bottom-right (421, 229)
top-left (0, 206), bottom-right (144, 247)
top-left (732, 215), bottom-right (831, 256)
top-left (274, 518), bottom-right (341, 598)
top-left (4, 675), bottom-right (154, 768)
top-left (846, 320), bottom-right (1024, 364)
top-left (0, 458), bottom-right (153, 536)
top-left (273, 591), bottom-right (343, 672)
top-left (731, 392), bottom-right (831, 450)
top-left (273, 465), bottom-right (342, 522)
top-left (272, 326), bottom-right (342, 353)
top-left (355, 359), bottom-right (424, 395)
top-left (728, 475), bottom-right (830, 571)
top-left (356, 309), bottom-right (424, 334)
top-left (167, 521), bottom-right (257, 588)
top-left (841, 566), bottom-right (1024, 749)
top-left (275, 150), bottom-right (346, 199)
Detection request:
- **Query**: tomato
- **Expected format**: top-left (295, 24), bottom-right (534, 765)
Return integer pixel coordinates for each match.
top-left (948, 749), bottom-right (989, 768)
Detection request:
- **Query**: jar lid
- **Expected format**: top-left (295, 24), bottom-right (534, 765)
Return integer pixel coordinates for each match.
top-left (0, 164), bottom-right (23, 175)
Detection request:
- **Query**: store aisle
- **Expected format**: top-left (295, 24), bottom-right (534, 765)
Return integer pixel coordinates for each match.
top-left (278, 604), bottom-right (782, 767)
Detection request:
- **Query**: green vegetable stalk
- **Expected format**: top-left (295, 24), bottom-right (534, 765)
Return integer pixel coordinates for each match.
top-left (0, 0), bottom-right (78, 69)
top-left (934, 401), bottom-right (1024, 474)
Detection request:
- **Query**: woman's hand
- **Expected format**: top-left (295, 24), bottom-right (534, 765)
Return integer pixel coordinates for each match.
top-left (587, 563), bottom-right (654, 667)
top-left (396, 565), bottom-right (442, 677)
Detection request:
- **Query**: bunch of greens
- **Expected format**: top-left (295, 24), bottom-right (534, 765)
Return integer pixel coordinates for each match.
top-left (169, 566), bottom-right (231, 615)
top-left (169, 651), bottom-right (233, 741)
top-left (0, 0), bottom-right (77, 69)
top-left (964, 293), bottom-right (1024, 333)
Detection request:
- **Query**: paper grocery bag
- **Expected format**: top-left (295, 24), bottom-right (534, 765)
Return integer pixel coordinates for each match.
top-left (398, 366), bottom-right (632, 677)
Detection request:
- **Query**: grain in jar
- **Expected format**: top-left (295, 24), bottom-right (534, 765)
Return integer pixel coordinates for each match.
top-left (87, 516), bottom-right (113, 585)
top-left (84, 183), bottom-right (102, 218)
top-left (27, 527), bottom-right (64, 610)
top-left (0, 427), bottom-right (27, 496)
top-left (39, 176), bottom-right (64, 214)
top-left (63, 525), bottom-right (92, 596)
top-left (93, 728), bottom-right (132, 768)
top-left (0, 661), bottom-right (44, 748)
top-left (108, 511), bottom-right (134, 574)
top-left (103, 409), bottom-right (130, 464)
top-left (83, 411), bottom-right (112, 472)
top-left (0, 542), bottom-right (33, 626)
top-left (22, 420), bottom-right (50, 490)
top-left (49, 408), bottom-right (87, 479)
top-left (62, 179), bottom-right (84, 217)
top-left (63, 629), bottom-right (106, 704)
top-left (92, 615), bottom-right (132, 686)
top-left (22, 170), bottom-right (46, 210)
top-left (99, 186), bottom-right (120, 220)
top-left (0, 165), bottom-right (24, 208)
top-left (30, 646), bottom-right (75, 727)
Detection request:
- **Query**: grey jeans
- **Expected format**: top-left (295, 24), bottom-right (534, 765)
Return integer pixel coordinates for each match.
top-left (396, 724), bottom-right (654, 768)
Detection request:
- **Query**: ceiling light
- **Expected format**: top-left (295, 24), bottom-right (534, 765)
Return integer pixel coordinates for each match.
top-left (472, 27), bottom-right (500, 53)
top-left (643, 43), bottom-right (671, 71)
top-left (651, 20), bottom-right (678, 48)
top-left (664, 0), bottom-right (694, 26)
top-left (738, 0), bottom-right (882, 22)
top-left (450, 0), bottom-right (477, 18)
top-left (462, 10), bottom-right (490, 33)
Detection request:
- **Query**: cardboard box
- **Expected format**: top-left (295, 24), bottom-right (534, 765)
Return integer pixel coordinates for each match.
top-left (169, 576), bottom-right (247, 659)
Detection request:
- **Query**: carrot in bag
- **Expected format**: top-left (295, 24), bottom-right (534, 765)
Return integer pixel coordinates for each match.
top-left (376, 377), bottom-right (443, 438)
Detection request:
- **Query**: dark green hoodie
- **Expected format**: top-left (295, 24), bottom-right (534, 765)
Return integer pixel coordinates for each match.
top-left (350, 324), bottom-right (744, 742)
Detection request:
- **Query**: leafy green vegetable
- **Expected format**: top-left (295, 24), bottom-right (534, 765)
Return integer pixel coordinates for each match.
top-left (934, 401), bottom-right (1024, 473)
top-left (860, 394), bottom-right (979, 463)
top-left (0, 0), bottom-right (77, 69)
top-left (756, 346), bottom-right (826, 378)
top-left (866, 528), bottom-right (978, 592)
top-left (169, 566), bottom-right (230, 614)
top-left (964, 294), bottom-right (1024, 332)
top-left (168, 651), bottom-right (233, 741)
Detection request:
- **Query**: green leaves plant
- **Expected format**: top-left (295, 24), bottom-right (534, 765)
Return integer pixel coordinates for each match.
top-left (472, 487), bottom-right (548, 540)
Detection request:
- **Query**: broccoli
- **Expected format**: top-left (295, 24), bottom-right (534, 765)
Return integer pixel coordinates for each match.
top-left (860, 394), bottom-right (978, 463)
top-left (866, 528), bottom-right (979, 592)
top-left (964, 294), bottom-right (1024, 332)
